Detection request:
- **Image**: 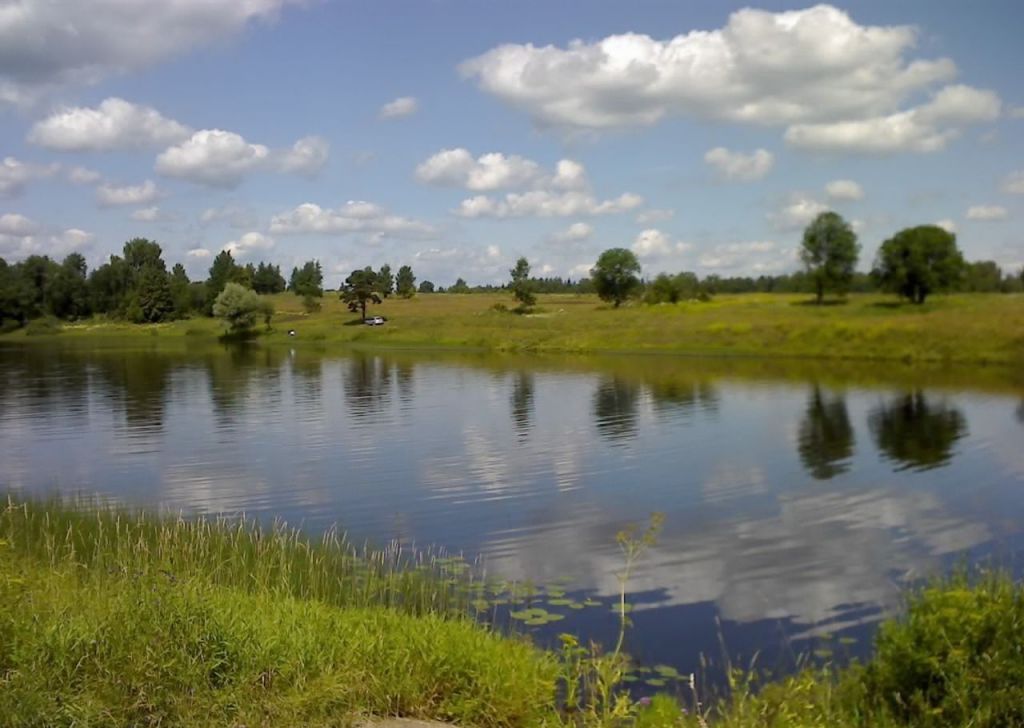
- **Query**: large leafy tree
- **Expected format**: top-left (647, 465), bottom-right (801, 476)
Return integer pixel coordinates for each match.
top-left (88, 255), bottom-right (131, 315)
top-left (645, 272), bottom-right (701, 304)
top-left (396, 265), bottom-right (416, 298)
top-left (127, 267), bottom-right (174, 323)
top-left (418, 280), bottom-right (435, 294)
top-left (48, 253), bottom-right (91, 320)
top-left (212, 282), bottom-right (263, 333)
top-left (509, 257), bottom-right (536, 309)
top-left (339, 267), bottom-right (382, 319)
top-left (873, 225), bottom-right (964, 304)
top-left (169, 264), bottom-right (192, 315)
top-left (800, 211), bottom-right (860, 304)
top-left (207, 250), bottom-right (243, 301)
top-left (252, 262), bottom-right (286, 294)
top-left (591, 248), bottom-right (642, 307)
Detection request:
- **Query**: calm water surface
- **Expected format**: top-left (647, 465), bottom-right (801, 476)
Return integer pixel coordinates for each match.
top-left (2, 343), bottom-right (1023, 679)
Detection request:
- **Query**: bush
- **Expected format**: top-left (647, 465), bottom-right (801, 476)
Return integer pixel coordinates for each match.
top-left (24, 316), bottom-right (62, 336)
top-left (212, 283), bottom-right (263, 334)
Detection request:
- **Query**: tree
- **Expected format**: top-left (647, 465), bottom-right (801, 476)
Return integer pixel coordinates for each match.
top-left (873, 225), bottom-right (964, 304)
top-left (339, 267), bottom-right (382, 320)
top-left (212, 282), bottom-right (263, 334)
top-left (207, 250), bottom-right (243, 301)
top-left (396, 265), bottom-right (416, 298)
top-left (591, 248), bottom-right (642, 307)
top-left (88, 255), bottom-right (131, 315)
top-left (127, 267), bottom-right (174, 323)
top-left (418, 280), bottom-right (435, 294)
top-left (169, 264), bottom-right (192, 316)
top-left (800, 212), bottom-right (860, 304)
top-left (645, 272), bottom-right (701, 304)
top-left (509, 257), bottom-right (536, 309)
top-left (450, 277), bottom-right (470, 293)
top-left (123, 238), bottom-right (166, 276)
top-left (377, 264), bottom-right (394, 298)
top-left (252, 262), bottom-right (286, 294)
top-left (963, 260), bottom-right (1003, 292)
top-left (289, 260), bottom-right (323, 298)
top-left (48, 253), bottom-right (91, 320)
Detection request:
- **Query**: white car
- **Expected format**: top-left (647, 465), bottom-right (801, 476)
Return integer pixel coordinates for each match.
top-left (364, 315), bottom-right (385, 326)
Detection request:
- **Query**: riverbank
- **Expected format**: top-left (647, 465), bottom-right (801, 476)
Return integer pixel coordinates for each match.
top-left (5, 292), bottom-right (1023, 365)
top-left (2, 498), bottom-right (1022, 727)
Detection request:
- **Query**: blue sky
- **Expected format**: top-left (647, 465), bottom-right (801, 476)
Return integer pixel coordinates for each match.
top-left (1, 0), bottom-right (1021, 285)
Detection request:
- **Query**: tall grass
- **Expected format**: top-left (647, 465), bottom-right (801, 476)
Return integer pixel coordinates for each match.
top-left (0, 495), bottom-right (486, 617)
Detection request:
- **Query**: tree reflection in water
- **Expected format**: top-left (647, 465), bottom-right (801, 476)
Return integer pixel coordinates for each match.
top-left (798, 385), bottom-right (855, 480)
top-left (869, 391), bottom-right (967, 471)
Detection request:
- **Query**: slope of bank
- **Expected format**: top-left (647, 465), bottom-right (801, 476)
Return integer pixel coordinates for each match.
top-left (4, 293), bottom-right (1023, 366)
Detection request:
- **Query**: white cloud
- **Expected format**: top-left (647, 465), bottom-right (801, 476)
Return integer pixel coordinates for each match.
top-left (1002, 171), bottom-right (1024, 195)
top-left (378, 96), bottom-right (419, 119)
top-left (223, 231), bottom-right (274, 257)
top-left (704, 147), bottom-right (774, 181)
top-left (461, 5), bottom-right (962, 133)
top-left (187, 248), bottom-right (212, 259)
top-left (416, 148), bottom-right (543, 191)
top-left (551, 159), bottom-right (587, 190)
top-left (276, 135), bottom-right (330, 176)
top-left (0, 1), bottom-right (302, 107)
top-left (457, 190), bottom-right (642, 218)
top-left (632, 229), bottom-right (672, 257)
top-left (66, 166), bottom-right (102, 185)
top-left (28, 97), bottom-right (191, 151)
top-left (770, 194), bottom-right (829, 230)
top-left (0, 157), bottom-right (58, 197)
top-left (0, 217), bottom-right (94, 260)
top-left (935, 219), bottom-right (957, 234)
top-left (130, 206), bottom-right (163, 222)
top-left (785, 85), bottom-right (1001, 154)
top-left (825, 179), bottom-right (864, 201)
top-left (155, 129), bottom-right (329, 187)
top-left (636, 208), bottom-right (675, 224)
top-left (270, 201), bottom-right (436, 238)
top-left (551, 222), bottom-right (593, 243)
top-left (200, 204), bottom-right (258, 229)
top-left (95, 179), bottom-right (160, 207)
top-left (966, 204), bottom-right (1008, 221)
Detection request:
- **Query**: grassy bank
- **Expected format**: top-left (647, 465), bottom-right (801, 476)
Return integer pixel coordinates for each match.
top-left (3, 498), bottom-right (1023, 727)
top-left (5, 292), bottom-right (1023, 365)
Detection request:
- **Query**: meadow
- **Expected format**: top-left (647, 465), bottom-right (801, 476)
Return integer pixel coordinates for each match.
top-left (7, 291), bottom-right (1024, 366)
top-left (2, 497), bottom-right (1023, 727)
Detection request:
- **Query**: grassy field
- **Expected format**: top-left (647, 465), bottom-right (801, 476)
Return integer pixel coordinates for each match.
top-left (5, 292), bottom-right (1023, 365)
top-left (3, 498), bottom-right (1023, 727)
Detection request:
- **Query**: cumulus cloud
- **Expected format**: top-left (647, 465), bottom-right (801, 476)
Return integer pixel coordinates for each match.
top-left (770, 194), bottom-right (829, 230)
top-left (416, 148), bottom-right (543, 190)
top-left (0, 215), bottom-right (93, 260)
top-left (270, 201), bottom-right (436, 238)
top-left (551, 222), bottom-right (593, 243)
top-left (28, 97), bottom-right (191, 151)
top-left (200, 205), bottom-right (259, 229)
top-left (66, 166), bottom-right (102, 185)
top-left (0, 157), bottom-right (59, 197)
top-left (825, 179), bottom-right (864, 201)
top-left (155, 129), bottom-right (327, 187)
top-left (935, 219), bottom-right (957, 234)
top-left (223, 231), bottom-right (274, 257)
top-left (187, 248), bottom-right (212, 259)
top-left (378, 96), bottom-right (419, 119)
top-left (130, 206), bottom-right (164, 222)
top-left (457, 190), bottom-right (642, 218)
top-left (631, 228), bottom-right (691, 259)
top-left (966, 205), bottom-right (1008, 221)
top-left (463, 7), bottom-right (959, 128)
top-left (0, 1), bottom-right (302, 107)
top-left (704, 147), bottom-right (774, 181)
top-left (1002, 171), bottom-right (1024, 195)
top-left (785, 85), bottom-right (1001, 154)
top-left (95, 179), bottom-right (160, 207)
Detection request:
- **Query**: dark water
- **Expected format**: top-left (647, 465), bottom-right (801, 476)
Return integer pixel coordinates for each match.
top-left (2, 342), bottom-right (1023, 681)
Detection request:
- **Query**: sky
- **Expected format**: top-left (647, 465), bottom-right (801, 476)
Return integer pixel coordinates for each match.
top-left (1, 0), bottom-right (1022, 286)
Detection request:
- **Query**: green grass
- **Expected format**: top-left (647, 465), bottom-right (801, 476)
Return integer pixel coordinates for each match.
top-left (3, 498), bottom-right (1024, 727)
top-left (5, 292), bottom-right (1023, 365)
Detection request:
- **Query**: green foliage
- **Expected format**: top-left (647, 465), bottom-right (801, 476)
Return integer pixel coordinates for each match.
top-left (207, 250), bottom-right (244, 303)
top-left (47, 253), bottom-right (91, 320)
top-left (645, 272), bottom-right (705, 304)
top-left (396, 264), bottom-right (417, 298)
top-left (962, 260), bottom-right (1004, 292)
top-left (128, 266), bottom-right (175, 323)
top-left (169, 263), bottom-right (192, 316)
top-left (23, 316), bottom-right (62, 336)
top-left (88, 254), bottom-right (131, 315)
top-left (123, 237), bottom-right (166, 275)
top-left (418, 279), bottom-right (435, 294)
top-left (301, 293), bottom-right (322, 313)
top-left (874, 225), bottom-right (965, 304)
top-left (592, 248), bottom-right (642, 307)
top-left (509, 256), bottom-right (536, 309)
top-left (252, 261), bottom-right (286, 294)
top-left (289, 259), bottom-right (324, 298)
top-left (450, 277), bottom-right (471, 294)
top-left (800, 211), bottom-right (860, 303)
top-left (212, 282), bottom-right (263, 334)
top-left (377, 263), bottom-right (394, 298)
top-left (339, 267), bottom-right (382, 319)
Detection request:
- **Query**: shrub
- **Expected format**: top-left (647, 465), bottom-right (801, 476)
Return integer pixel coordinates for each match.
top-left (212, 283), bottom-right (263, 334)
top-left (24, 316), bottom-right (62, 336)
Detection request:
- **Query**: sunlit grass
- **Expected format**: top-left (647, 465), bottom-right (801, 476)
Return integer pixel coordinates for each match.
top-left (8, 292), bottom-right (1023, 365)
